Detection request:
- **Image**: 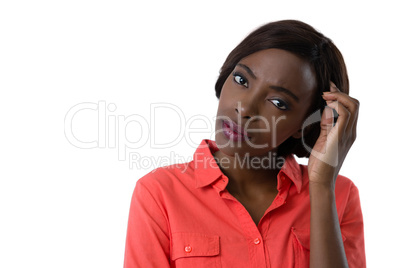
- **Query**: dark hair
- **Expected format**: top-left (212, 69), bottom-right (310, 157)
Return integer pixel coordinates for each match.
top-left (215, 20), bottom-right (349, 158)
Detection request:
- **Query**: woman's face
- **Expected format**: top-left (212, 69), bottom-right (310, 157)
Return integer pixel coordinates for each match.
top-left (215, 48), bottom-right (317, 158)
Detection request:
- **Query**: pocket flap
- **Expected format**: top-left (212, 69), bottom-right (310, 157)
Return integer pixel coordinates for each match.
top-left (291, 227), bottom-right (310, 250)
top-left (291, 227), bottom-right (346, 251)
top-left (171, 233), bottom-right (220, 261)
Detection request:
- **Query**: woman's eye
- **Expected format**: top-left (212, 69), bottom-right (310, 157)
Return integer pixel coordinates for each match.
top-left (233, 73), bottom-right (248, 87)
top-left (270, 99), bottom-right (289, 110)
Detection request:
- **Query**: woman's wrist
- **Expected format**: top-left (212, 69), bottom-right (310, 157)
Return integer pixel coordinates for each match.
top-left (309, 179), bottom-right (336, 193)
top-left (309, 169), bottom-right (337, 190)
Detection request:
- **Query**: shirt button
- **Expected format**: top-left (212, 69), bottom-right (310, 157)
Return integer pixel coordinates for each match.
top-left (185, 246), bottom-right (192, 253)
top-left (254, 238), bottom-right (261, 245)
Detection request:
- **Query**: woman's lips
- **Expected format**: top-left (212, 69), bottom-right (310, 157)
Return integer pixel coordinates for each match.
top-left (222, 119), bottom-right (250, 141)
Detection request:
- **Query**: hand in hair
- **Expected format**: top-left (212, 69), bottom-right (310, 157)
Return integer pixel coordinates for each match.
top-left (307, 81), bottom-right (359, 187)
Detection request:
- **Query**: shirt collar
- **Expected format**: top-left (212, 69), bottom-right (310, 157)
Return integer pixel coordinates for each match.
top-left (193, 139), bottom-right (303, 193)
top-left (278, 154), bottom-right (303, 193)
top-left (193, 139), bottom-right (223, 188)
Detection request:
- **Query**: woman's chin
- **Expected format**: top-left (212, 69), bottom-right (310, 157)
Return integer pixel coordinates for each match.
top-left (215, 133), bottom-right (274, 158)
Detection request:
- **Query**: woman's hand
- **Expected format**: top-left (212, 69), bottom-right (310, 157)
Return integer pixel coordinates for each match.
top-left (308, 82), bottom-right (359, 268)
top-left (307, 82), bottom-right (360, 188)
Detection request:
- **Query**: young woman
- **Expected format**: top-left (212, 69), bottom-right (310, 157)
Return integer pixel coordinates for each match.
top-left (124, 20), bottom-right (365, 268)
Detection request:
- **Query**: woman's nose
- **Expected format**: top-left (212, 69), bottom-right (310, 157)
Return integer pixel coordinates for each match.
top-left (235, 99), bottom-right (256, 119)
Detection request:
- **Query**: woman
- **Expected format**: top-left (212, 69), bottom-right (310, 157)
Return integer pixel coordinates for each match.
top-left (124, 20), bottom-right (365, 268)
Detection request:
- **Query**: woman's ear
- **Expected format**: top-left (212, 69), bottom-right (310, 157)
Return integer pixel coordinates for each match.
top-left (292, 124), bottom-right (312, 139)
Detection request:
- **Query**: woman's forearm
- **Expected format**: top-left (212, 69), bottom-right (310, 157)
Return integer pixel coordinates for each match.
top-left (309, 182), bottom-right (349, 268)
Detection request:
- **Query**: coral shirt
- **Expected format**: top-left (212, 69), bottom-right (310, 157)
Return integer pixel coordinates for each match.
top-left (124, 139), bottom-right (366, 268)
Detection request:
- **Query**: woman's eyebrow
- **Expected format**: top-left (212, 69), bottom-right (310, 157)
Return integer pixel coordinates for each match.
top-left (236, 63), bottom-right (300, 102)
top-left (237, 63), bottom-right (257, 79)
top-left (269, 85), bottom-right (300, 102)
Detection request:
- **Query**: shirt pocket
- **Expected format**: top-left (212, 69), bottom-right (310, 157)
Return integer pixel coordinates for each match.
top-left (171, 232), bottom-right (221, 268)
top-left (291, 227), bottom-right (347, 268)
top-left (291, 227), bottom-right (310, 268)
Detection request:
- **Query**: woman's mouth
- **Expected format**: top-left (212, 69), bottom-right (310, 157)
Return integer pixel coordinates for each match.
top-left (222, 119), bottom-right (250, 141)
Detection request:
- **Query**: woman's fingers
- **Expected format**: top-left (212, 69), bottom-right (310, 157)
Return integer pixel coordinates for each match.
top-left (324, 94), bottom-right (358, 125)
top-left (323, 92), bottom-right (359, 113)
top-left (319, 105), bottom-right (336, 138)
top-left (323, 88), bottom-right (359, 117)
top-left (325, 100), bottom-right (350, 138)
top-left (329, 81), bottom-right (340, 93)
top-left (322, 82), bottom-right (359, 142)
top-left (349, 96), bottom-right (359, 138)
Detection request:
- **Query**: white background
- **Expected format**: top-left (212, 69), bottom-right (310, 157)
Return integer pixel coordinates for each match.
top-left (1, 0), bottom-right (400, 267)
